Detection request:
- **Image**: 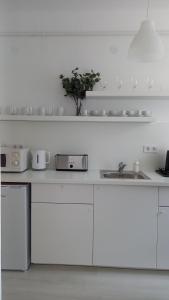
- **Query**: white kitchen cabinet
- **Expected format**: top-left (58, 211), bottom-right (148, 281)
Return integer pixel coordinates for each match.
top-left (32, 203), bottom-right (93, 265)
top-left (157, 187), bottom-right (169, 269)
top-left (93, 185), bottom-right (158, 268)
top-left (31, 183), bottom-right (93, 265)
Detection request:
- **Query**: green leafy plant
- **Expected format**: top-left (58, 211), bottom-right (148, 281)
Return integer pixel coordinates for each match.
top-left (59, 67), bottom-right (101, 116)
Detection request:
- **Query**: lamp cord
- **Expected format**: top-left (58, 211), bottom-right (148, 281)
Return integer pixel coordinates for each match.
top-left (146, 0), bottom-right (150, 18)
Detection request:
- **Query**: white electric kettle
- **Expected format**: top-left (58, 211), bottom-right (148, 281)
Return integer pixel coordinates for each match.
top-left (31, 150), bottom-right (50, 170)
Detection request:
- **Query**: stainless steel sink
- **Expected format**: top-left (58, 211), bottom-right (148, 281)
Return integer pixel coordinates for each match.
top-left (100, 170), bottom-right (150, 180)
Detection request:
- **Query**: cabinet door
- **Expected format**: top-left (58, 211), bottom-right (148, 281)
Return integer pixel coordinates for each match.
top-left (93, 185), bottom-right (158, 268)
top-left (32, 183), bottom-right (93, 204)
top-left (159, 187), bottom-right (169, 206)
top-left (32, 203), bottom-right (93, 265)
top-left (157, 207), bottom-right (169, 269)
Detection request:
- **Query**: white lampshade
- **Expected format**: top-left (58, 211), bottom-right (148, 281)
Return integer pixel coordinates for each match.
top-left (128, 19), bottom-right (165, 62)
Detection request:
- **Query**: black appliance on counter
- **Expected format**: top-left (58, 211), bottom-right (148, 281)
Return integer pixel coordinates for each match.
top-left (156, 150), bottom-right (169, 177)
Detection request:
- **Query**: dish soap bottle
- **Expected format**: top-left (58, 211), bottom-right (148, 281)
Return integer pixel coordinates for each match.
top-left (133, 160), bottom-right (140, 173)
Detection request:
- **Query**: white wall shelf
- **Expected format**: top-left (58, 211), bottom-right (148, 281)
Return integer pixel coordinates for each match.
top-left (86, 91), bottom-right (169, 98)
top-left (1, 30), bottom-right (169, 37)
top-left (0, 115), bottom-right (154, 123)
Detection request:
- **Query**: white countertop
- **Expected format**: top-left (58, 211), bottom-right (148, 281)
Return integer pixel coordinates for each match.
top-left (1, 169), bottom-right (169, 186)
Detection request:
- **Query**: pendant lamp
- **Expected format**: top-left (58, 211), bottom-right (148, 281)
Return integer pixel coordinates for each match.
top-left (128, 0), bottom-right (165, 62)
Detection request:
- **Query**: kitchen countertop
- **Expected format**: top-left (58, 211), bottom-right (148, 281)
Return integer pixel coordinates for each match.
top-left (1, 169), bottom-right (169, 186)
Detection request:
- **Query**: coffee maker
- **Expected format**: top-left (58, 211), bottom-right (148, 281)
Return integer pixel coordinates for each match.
top-left (156, 150), bottom-right (169, 177)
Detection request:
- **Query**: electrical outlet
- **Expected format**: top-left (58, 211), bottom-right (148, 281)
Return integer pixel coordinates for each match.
top-left (143, 145), bottom-right (158, 153)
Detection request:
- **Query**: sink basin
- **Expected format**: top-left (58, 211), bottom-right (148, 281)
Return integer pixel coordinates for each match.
top-left (100, 170), bottom-right (150, 180)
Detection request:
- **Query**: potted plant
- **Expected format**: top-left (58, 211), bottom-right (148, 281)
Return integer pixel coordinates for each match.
top-left (59, 67), bottom-right (101, 116)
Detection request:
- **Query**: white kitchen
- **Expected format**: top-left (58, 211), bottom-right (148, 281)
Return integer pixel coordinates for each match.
top-left (1, 0), bottom-right (169, 299)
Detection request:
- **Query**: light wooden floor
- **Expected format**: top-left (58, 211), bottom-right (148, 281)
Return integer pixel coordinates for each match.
top-left (2, 265), bottom-right (169, 300)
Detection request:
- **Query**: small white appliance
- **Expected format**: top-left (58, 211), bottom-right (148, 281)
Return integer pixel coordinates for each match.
top-left (31, 150), bottom-right (50, 170)
top-left (1, 145), bottom-right (29, 173)
top-left (1, 184), bottom-right (31, 271)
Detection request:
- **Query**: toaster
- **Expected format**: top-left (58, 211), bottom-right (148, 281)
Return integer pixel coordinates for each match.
top-left (55, 154), bottom-right (88, 171)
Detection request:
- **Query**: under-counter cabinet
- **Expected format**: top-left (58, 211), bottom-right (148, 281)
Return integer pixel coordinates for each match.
top-left (157, 187), bottom-right (169, 269)
top-left (93, 185), bottom-right (158, 268)
top-left (31, 184), bottom-right (93, 265)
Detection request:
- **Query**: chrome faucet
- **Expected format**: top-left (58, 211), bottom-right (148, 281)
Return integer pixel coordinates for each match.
top-left (118, 162), bottom-right (126, 174)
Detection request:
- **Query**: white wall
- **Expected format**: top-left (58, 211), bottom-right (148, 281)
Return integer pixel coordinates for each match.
top-left (1, 0), bottom-right (169, 171)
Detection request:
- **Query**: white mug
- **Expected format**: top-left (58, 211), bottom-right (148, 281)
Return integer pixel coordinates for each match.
top-left (136, 110), bottom-right (142, 117)
top-left (120, 110), bottom-right (127, 116)
top-left (90, 110), bottom-right (98, 116)
top-left (112, 110), bottom-right (120, 116)
top-left (94, 110), bottom-right (98, 116)
top-left (23, 105), bottom-right (33, 115)
top-left (82, 109), bottom-right (88, 116)
top-left (142, 110), bottom-right (152, 117)
top-left (100, 109), bottom-right (106, 116)
top-left (127, 110), bottom-right (136, 117)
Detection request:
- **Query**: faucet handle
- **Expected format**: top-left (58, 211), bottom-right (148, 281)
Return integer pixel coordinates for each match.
top-left (118, 161), bottom-right (125, 168)
top-left (118, 161), bottom-right (127, 173)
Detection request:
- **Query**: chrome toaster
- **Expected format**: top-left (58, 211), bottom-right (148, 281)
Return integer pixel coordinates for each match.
top-left (55, 154), bottom-right (88, 171)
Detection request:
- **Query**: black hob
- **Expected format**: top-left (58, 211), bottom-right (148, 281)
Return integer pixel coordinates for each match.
top-left (156, 168), bottom-right (169, 177)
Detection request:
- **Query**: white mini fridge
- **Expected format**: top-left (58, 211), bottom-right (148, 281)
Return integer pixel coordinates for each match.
top-left (1, 184), bottom-right (31, 271)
